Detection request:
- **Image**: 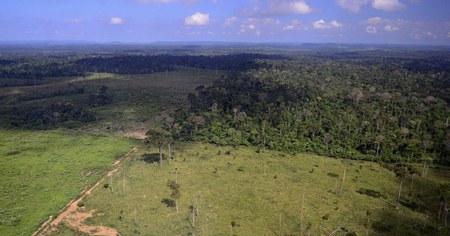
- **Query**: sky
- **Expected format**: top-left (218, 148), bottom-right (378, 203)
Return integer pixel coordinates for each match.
top-left (0, 0), bottom-right (449, 45)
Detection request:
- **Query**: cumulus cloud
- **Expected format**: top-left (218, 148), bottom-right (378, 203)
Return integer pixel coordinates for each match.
top-left (362, 17), bottom-right (404, 33)
top-left (238, 17), bottom-right (281, 36)
top-left (110, 17), bottom-right (124, 25)
top-left (384, 24), bottom-right (399, 31)
top-left (313, 19), bottom-right (342, 29)
top-left (371, 0), bottom-right (405, 11)
top-left (336, 0), bottom-right (405, 12)
top-left (265, 0), bottom-right (312, 16)
top-left (336, 0), bottom-right (368, 13)
top-left (224, 16), bottom-right (238, 27)
top-left (137, 0), bottom-right (199, 3)
top-left (282, 19), bottom-right (302, 31)
top-left (138, 0), bottom-right (175, 2)
top-left (185, 12), bottom-right (210, 25)
top-left (283, 25), bottom-right (295, 30)
top-left (365, 16), bottom-right (383, 24)
top-left (366, 25), bottom-right (377, 33)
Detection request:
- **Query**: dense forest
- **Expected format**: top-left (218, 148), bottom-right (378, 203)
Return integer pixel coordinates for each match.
top-left (172, 51), bottom-right (450, 165)
top-left (0, 53), bottom-right (279, 81)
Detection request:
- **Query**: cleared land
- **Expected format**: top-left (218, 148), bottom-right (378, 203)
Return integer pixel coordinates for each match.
top-left (0, 69), bottom-right (220, 235)
top-left (0, 130), bottom-right (137, 236)
top-left (48, 143), bottom-right (450, 236)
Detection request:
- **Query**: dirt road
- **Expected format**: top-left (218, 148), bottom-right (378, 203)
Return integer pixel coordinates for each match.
top-left (33, 140), bottom-right (144, 236)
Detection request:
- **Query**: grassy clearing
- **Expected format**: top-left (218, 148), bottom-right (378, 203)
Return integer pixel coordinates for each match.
top-left (0, 130), bottom-right (137, 236)
top-left (81, 69), bottom-right (219, 137)
top-left (0, 68), bottom-right (220, 137)
top-left (60, 142), bottom-right (450, 236)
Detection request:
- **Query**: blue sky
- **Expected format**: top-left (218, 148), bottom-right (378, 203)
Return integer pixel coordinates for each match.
top-left (0, 0), bottom-right (449, 45)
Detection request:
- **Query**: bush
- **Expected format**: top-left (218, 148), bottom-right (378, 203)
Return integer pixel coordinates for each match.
top-left (161, 198), bottom-right (176, 208)
top-left (77, 201), bottom-right (85, 208)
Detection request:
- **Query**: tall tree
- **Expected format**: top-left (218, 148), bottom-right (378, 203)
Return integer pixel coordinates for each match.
top-left (167, 180), bottom-right (180, 213)
top-left (146, 128), bottom-right (170, 166)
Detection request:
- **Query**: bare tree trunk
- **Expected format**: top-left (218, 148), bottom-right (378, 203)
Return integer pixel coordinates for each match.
top-left (409, 174), bottom-right (414, 203)
top-left (192, 204), bottom-right (196, 227)
top-left (438, 201), bottom-right (443, 220)
top-left (301, 189), bottom-right (305, 236)
top-left (423, 214), bottom-right (429, 230)
top-left (279, 213), bottom-right (282, 236)
top-left (159, 144), bottom-right (163, 166)
top-left (109, 175), bottom-right (114, 193)
top-left (396, 177), bottom-right (403, 209)
top-left (264, 162), bottom-right (267, 177)
top-left (168, 143), bottom-right (172, 165)
top-left (122, 170), bottom-right (125, 196)
top-left (366, 215), bottom-right (370, 236)
top-left (195, 193), bottom-right (200, 217)
top-left (422, 162), bottom-right (427, 177)
top-left (340, 166), bottom-right (347, 194)
top-left (376, 142), bottom-right (380, 157)
top-left (444, 205), bottom-right (448, 227)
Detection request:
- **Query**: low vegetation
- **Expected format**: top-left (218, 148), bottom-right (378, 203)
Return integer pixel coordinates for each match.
top-left (0, 130), bottom-right (136, 236)
top-left (50, 142), bottom-right (450, 235)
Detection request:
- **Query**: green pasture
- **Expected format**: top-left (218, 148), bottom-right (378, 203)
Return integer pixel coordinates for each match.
top-left (0, 130), bottom-right (137, 236)
top-left (58, 142), bottom-right (450, 236)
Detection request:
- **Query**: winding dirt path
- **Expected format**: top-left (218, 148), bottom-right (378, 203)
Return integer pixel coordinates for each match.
top-left (33, 140), bottom-right (144, 236)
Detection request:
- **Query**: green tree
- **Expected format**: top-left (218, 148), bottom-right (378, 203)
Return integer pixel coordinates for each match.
top-left (167, 180), bottom-right (180, 213)
top-left (146, 128), bottom-right (170, 166)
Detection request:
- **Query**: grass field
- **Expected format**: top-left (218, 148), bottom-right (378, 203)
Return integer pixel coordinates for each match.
top-left (48, 142), bottom-right (450, 236)
top-left (0, 130), bottom-right (137, 236)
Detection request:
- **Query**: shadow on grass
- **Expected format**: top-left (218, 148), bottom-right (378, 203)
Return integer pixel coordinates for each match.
top-left (161, 198), bottom-right (176, 208)
top-left (142, 153), bottom-right (165, 164)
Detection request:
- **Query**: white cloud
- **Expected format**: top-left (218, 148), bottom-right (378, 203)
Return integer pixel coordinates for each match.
top-left (330, 20), bottom-right (343, 28)
top-left (362, 17), bottom-right (404, 33)
top-left (248, 24), bottom-right (256, 30)
top-left (137, 0), bottom-right (175, 3)
top-left (110, 17), bottom-right (124, 25)
top-left (137, 0), bottom-right (198, 3)
top-left (283, 25), bottom-right (295, 30)
top-left (266, 0), bottom-right (312, 16)
top-left (185, 12), bottom-right (210, 26)
top-left (224, 16), bottom-right (237, 27)
top-left (313, 19), bottom-right (343, 29)
top-left (371, 0), bottom-right (405, 11)
top-left (384, 24), bottom-right (399, 31)
top-left (366, 25), bottom-right (377, 33)
top-left (336, 0), bottom-right (368, 13)
top-left (336, 0), bottom-right (405, 12)
top-left (365, 16), bottom-right (383, 24)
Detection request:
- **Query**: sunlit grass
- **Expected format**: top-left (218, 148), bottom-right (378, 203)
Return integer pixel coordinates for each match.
top-left (74, 142), bottom-right (449, 236)
top-left (0, 130), bottom-right (137, 236)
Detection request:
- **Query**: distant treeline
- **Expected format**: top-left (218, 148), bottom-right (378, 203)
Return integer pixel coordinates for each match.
top-left (73, 54), bottom-right (282, 74)
top-left (0, 54), bottom-right (283, 80)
